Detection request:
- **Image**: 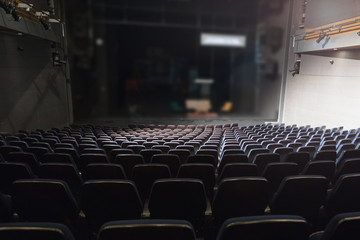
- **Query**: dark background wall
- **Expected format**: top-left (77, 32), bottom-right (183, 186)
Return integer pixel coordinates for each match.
top-left (68, 0), bottom-right (263, 120)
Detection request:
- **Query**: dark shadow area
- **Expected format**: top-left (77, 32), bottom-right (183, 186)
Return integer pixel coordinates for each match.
top-left (66, 0), bottom-right (285, 124)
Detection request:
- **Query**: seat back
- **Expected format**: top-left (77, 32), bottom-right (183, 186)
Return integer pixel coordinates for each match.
top-left (8, 141), bottom-right (29, 151)
top-left (151, 154), bottom-right (180, 177)
top-left (79, 153), bottom-right (109, 171)
top-left (177, 163), bottom-right (215, 198)
top-left (54, 148), bottom-right (79, 165)
top-left (297, 146), bottom-right (316, 159)
top-left (212, 177), bottom-right (269, 225)
top-left (0, 162), bottom-right (34, 194)
top-left (336, 149), bottom-right (360, 165)
top-left (168, 149), bottom-right (191, 164)
top-left (82, 148), bottom-right (106, 155)
top-left (314, 212), bottom-right (360, 240)
top-left (151, 145), bottom-right (170, 154)
top-left (6, 152), bottom-right (40, 174)
top-left (247, 148), bottom-right (270, 163)
top-left (313, 150), bottom-right (337, 162)
top-left (285, 152), bottom-right (310, 172)
top-left (0, 192), bottom-right (11, 222)
top-left (218, 163), bottom-right (258, 182)
top-left (302, 160), bottom-right (335, 183)
top-left (131, 164), bottom-right (171, 202)
top-left (273, 147), bottom-right (293, 162)
top-left (176, 145), bottom-right (195, 155)
top-left (98, 219), bottom-right (196, 240)
top-left (270, 175), bottom-right (328, 223)
top-left (334, 158), bottom-right (360, 182)
top-left (41, 153), bottom-right (75, 165)
top-left (216, 215), bottom-right (308, 240)
top-left (148, 179), bottom-right (206, 226)
top-left (31, 142), bottom-right (53, 152)
top-left (110, 149), bottom-right (135, 162)
top-left (196, 149), bottom-right (218, 165)
top-left (127, 145), bottom-right (146, 154)
top-left (218, 154), bottom-right (249, 173)
top-left (83, 163), bottom-right (126, 180)
top-left (262, 162), bottom-right (299, 196)
top-left (38, 163), bottom-right (83, 199)
top-left (253, 153), bottom-right (280, 174)
top-left (326, 173), bottom-right (360, 217)
top-left (13, 179), bottom-right (79, 222)
top-left (336, 143), bottom-right (356, 157)
top-left (81, 180), bottom-right (143, 229)
top-left (0, 222), bottom-right (76, 240)
top-left (0, 146), bottom-right (23, 158)
top-left (187, 155), bottom-right (216, 167)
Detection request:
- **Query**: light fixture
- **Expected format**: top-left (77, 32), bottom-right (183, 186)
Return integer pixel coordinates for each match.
top-left (17, 3), bottom-right (32, 12)
top-left (11, 8), bottom-right (21, 21)
top-left (289, 57), bottom-right (301, 77)
top-left (0, 0), bottom-right (13, 14)
top-left (201, 33), bottom-right (247, 48)
top-left (316, 32), bottom-right (326, 43)
top-left (0, 0), bottom-right (21, 21)
top-left (39, 17), bottom-right (50, 30)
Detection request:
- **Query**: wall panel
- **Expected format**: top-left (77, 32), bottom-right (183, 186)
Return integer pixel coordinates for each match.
top-left (0, 32), bottom-right (71, 133)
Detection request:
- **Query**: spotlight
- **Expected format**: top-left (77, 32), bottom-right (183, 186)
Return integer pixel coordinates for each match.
top-left (289, 58), bottom-right (301, 77)
top-left (316, 32), bottom-right (326, 43)
top-left (17, 3), bottom-right (33, 12)
top-left (0, 1), bottom-right (21, 21)
top-left (357, 31), bottom-right (360, 36)
top-left (11, 9), bottom-right (21, 21)
top-left (39, 17), bottom-right (50, 30)
top-left (0, 0), bottom-right (12, 13)
top-left (52, 52), bottom-right (67, 66)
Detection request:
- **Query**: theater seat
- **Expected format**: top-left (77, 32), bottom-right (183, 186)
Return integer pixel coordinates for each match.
top-left (212, 177), bottom-right (269, 226)
top-left (114, 154), bottom-right (144, 178)
top-left (0, 162), bottom-right (35, 194)
top-left (309, 212), bottom-right (360, 240)
top-left (148, 178), bottom-right (206, 230)
top-left (285, 152), bottom-right (310, 172)
top-left (83, 163), bottom-right (127, 180)
top-left (216, 215), bottom-right (308, 240)
top-left (131, 164), bottom-right (171, 202)
top-left (151, 154), bottom-right (180, 177)
top-left (325, 173), bottom-right (360, 219)
top-left (177, 163), bottom-right (215, 199)
top-left (81, 180), bottom-right (143, 230)
top-left (218, 154), bottom-right (249, 173)
top-left (13, 179), bottom-right (79, 223)
top-left (218, 163), bottom-right (258, 183)
top-left (261, 162), bottom-right (299, 197)
top-left (98, 219), bottom-right (196, 240)
top-left (38, 163), bottom-right (83, 200)
top-left (0, 222), bottom-right (75, 240)
top-left (6, 152), bottom-right (40, 174)
top-left (270, 175), bottom-right (328, 224)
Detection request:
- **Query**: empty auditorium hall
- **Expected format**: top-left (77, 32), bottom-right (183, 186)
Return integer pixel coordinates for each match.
top-left (1, 0), bottom-right (360, 239)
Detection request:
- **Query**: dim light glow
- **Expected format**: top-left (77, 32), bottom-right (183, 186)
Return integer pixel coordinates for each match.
top-left (201, 33), bottom-right (246, 47)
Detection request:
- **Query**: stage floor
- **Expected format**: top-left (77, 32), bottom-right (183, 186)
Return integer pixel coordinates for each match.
top-left (74, 114), bottom-right (278, 129)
